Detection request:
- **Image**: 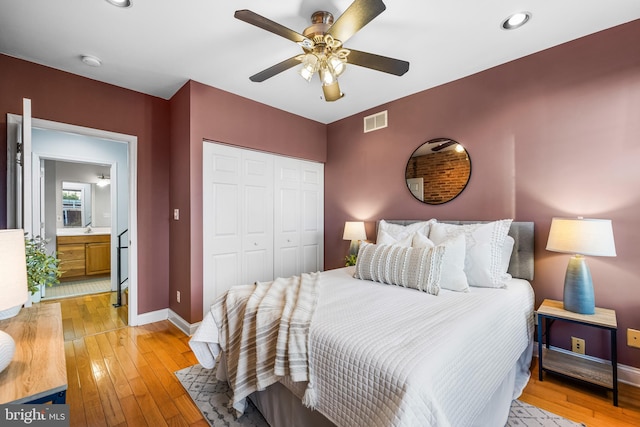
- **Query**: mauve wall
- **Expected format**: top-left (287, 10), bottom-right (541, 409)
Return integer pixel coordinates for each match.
top-left (0, 54), bottom-right (171, 316)
top-left (325, 20), bottom-right (640, 368)
top-left (169, 81), bottom-right (326, 323)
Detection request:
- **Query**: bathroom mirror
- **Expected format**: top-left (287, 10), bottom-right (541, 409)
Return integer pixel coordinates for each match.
top-left (405, 138), bottom-right (471, 204)
top-left (61, 181), bottom-right (111, 227)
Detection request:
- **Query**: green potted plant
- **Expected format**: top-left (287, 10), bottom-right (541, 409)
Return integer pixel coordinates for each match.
top-left (24, 234), bottom-right (61, 300)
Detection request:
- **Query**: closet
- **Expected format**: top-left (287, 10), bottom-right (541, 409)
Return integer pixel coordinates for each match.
top-left (202, 142), bottom-right (324, 314)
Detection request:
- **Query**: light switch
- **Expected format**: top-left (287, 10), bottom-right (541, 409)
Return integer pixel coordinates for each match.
top-left (173, 209), bottom-right (179, 220)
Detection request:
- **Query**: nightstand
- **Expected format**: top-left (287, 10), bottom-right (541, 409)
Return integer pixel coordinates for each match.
top-left (536, 299), bottom-right (618, 406)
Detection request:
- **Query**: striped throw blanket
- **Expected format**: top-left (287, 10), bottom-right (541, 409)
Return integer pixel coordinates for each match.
top-left (211, 272), bottom-right (321, 416)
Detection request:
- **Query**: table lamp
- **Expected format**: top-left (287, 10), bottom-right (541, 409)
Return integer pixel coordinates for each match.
top-left (343, 221), bottom-right (367, 256)
top-left (0, 229), bottom-right (28, 374)
top-left (546, 217), bottom-right (616, 314)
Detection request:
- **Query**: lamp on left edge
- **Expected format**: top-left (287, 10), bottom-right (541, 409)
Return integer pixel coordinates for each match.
top-left (0, 229), bottom-right (29, 320)
top-left (0, 229), bottom-right (28, 374)
top-left (343, 221), bottom-right (367, 256)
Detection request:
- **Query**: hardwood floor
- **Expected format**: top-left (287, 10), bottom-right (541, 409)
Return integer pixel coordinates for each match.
top-left (521, 361), bottom-right (640, 427)
top-left (43, 292), bottom-right (640, 427)
top-left (43, 293), bottom-right (207, 427)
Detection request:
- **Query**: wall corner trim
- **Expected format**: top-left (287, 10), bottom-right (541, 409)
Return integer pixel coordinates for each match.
top-left (168, 309), bottom-right (201, 336)
top-left (136, 308), bottom-right (169, 326)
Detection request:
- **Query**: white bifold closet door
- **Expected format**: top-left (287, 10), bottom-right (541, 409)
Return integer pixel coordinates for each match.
top-left (202, 142), bottom-right (323, 315)
top-left (274, 156), bottom-right (323, 279)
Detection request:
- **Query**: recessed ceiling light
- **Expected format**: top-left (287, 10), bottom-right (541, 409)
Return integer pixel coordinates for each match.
top-left (81, 55), bottom-right (102, 67)
top-left (501, 12), bottom-right (531, 30)
top-left (105, 0), bottom-right (132, 8)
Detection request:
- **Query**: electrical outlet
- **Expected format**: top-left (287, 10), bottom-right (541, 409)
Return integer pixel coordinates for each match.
top-left (173, 209), bottom-right (180, 220)
top-left (571, 337), bottom-right (585, 355)
top-left (177, 291), bottom-right (181, 303)
top-left (628, 328), bottom-right (640, 349)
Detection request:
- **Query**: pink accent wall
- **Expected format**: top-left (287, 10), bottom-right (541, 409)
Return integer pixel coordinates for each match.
top-left (169, 80), bottom-right (326, 323)
top-left (325, 20), bottom-right (640, 368)
top-left (0, 54), bottom-right (171, 315)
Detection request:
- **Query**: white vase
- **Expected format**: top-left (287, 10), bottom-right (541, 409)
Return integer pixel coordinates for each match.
top-left (0, 330), bottom-right (16, 373)
top-left (31, 287), bottom-right (42, 304)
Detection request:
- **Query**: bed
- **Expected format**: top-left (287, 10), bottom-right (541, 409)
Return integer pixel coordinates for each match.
top-left (191, 219), bottom-right (535, 427)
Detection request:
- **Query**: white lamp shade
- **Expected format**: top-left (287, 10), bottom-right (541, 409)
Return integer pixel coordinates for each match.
top-left (0, 229), bottom-right (29, 318)
top-left (546, 218), bottom-right (616, 257)
top-left (343, 221), bottom-right (367, 241)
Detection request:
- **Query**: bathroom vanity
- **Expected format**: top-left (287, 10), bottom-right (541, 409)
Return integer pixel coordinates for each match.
top-left (57, 232), bottom-right (111, 280)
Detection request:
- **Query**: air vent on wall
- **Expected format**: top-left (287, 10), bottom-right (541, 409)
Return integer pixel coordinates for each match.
top-left (363, 110), bottom-right (388, 133)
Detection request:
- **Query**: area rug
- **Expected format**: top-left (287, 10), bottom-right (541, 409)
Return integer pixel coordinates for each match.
top-left (43, 278), bottom-right (111, 299)
top-left (175, 364), bottom-right (584, 427)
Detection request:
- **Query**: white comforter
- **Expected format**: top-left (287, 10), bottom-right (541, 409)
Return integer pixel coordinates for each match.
top-left (191, 267), bottom-right (534, 427)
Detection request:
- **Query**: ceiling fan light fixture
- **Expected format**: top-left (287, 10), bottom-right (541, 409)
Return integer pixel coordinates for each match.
top-left (298, 54), bottom-right (319, 82)
top-left (328, 54), bottom-right (347, 76)
top-left (501, 12), bottom-right (531, 30)
top-left (319, 66), bottom-right (337, 86)
top-left (322, 81), bottom-right (343, 102)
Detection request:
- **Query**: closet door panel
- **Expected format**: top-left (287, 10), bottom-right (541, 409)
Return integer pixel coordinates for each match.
top-left (300, 161), bottom-right (324, 273)
top-left (274, 157), bottom-right (301, 278)
top-left (277, 246), bottom-right (300, 279)
top-left (242, 151), bottom-right (274, 284)
top-left (203, 143), bottom-right (243, 312)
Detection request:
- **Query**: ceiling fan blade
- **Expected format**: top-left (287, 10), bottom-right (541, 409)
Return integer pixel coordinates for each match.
top-left (249, 56), bottom-right (301, 82)
top-left (235, 9), bottom-right (311, 45)
top-left (328, 0), bottom-right (387, 44)
top-left (347, 49), bottom-right (409, 76)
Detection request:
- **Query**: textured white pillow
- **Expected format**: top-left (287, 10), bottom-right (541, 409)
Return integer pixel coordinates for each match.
top-left (354, 242), bottom-right (444, 295)
top-left (429, 220), bottom-right (513, 288)
top-left (376, 219), bottom-right (436, 246)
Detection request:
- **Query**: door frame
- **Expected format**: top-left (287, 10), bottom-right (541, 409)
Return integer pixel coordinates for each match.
top-left (6, 114), bottom-right (140, 325)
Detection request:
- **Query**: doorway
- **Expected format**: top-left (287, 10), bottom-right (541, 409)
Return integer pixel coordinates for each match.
top-left (6, 113), bottom-right (140, 325)
top-left (41, 159), bottom-right (114, 301)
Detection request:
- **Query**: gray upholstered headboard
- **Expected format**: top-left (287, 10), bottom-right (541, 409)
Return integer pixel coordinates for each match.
top-left (381, 220), bottom-right (535, 281)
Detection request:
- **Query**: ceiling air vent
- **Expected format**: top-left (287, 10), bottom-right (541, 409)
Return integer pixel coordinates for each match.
top-left (363, 110), bottom-right (388, 133)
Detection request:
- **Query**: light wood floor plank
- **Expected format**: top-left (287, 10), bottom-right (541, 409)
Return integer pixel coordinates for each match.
top-left (43, 292), bottom-right (640, 427)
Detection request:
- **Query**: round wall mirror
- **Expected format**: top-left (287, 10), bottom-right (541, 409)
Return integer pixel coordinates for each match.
top-left (405, 138), bottom-right (471, 204)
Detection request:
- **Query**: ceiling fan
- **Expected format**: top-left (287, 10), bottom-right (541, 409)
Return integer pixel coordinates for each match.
top-left (234, 0), bottom-right (410, 102)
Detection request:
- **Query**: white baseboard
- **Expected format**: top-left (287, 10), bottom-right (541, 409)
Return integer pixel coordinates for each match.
top-left (533, 342), bottom-right (640, 388)
top-left (168, 309), bottom-right (201, 336)
top-left (136, 308), bottom-right (169, 326)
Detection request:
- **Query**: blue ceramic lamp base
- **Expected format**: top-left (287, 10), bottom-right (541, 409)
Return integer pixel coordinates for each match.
top-left (563, 255), bottom-right (595, 315)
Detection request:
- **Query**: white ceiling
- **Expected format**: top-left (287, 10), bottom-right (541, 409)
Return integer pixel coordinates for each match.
top-left (1, 0), bottom-right (639, 124)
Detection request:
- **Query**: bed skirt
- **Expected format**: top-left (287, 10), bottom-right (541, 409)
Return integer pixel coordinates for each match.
top-left (249, 341), bottom-right (533, 427)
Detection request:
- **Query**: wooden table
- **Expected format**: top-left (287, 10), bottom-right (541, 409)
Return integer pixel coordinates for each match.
top-left (537, 299), bottom-right (618, 406)
top-left (0, 303), bottom-right (67, 404)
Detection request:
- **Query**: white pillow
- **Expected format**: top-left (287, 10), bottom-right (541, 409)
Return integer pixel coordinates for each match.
top-left (376, 219), bottom-right (436, 246)
top-left (436, 234), bottom-right (469, 292)
top-left (354, 242), bottom-right (443, 295)
top-left (376, 229), bottom-right (414, 247)
top-left (412, 230), bottom-right (435, 249)
top-left (429, 220), bottom-right (513, 288)
top-left (500, 235), bottom-right (515, 275)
